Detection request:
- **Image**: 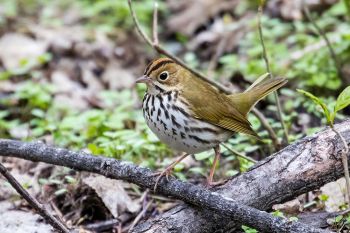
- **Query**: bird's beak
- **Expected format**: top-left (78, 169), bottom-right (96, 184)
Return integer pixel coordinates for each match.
top-left (135, 75), bottom-right (152, 84)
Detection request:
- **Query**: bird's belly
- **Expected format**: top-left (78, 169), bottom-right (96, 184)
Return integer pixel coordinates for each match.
top-left (143, 93), bottom-right (233, 154)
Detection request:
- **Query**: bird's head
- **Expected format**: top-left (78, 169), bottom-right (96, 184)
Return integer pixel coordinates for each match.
top-left (136, 58), bottom-right (186, 94)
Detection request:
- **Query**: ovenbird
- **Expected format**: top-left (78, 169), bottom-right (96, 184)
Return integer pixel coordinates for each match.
top-left (136, 57), bottom-right (287, 189)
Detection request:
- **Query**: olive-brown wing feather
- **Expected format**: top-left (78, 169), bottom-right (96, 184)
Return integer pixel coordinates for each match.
top-left (183, 79), bottom-right (258, 138)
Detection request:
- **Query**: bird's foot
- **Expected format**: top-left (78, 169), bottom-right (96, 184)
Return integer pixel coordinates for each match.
top-left (152, 168), bottom-right (174, 192)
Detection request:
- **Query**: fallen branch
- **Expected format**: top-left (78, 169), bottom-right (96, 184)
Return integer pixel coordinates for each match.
top-left (0, 139), bottom-right (329, 233)
top-left (132, 119), bottom-right (350, 233)
top-left (0, 163), bottom-right (70, 233)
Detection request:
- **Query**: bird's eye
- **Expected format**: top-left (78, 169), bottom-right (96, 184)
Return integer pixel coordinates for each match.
top-left (159, 71), bottom-right (169, 81)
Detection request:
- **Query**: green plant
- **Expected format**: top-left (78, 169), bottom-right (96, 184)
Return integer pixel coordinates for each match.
top-left (329, 214), bottom-right (350, 231)
top-left (318, 193), bottom-right (329, 202)
top-left (297, 87), bottom-right (350, 127)
top-left (15, 81), bottom-right (54, 110)
top-left (272, 210), bottom-right (285, 218)
top-left (298, 86), bottom-right (350, 206)
top-left (242, 225), bottom-right (258, 233)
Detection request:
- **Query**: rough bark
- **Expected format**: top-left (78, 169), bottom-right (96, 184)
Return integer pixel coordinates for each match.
top-left (133, 119), bottom-right (350, 233)
top-left (0, 138), bottom-right (330, 233)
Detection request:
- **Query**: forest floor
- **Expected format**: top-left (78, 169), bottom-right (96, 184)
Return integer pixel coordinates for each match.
top-left (0, 0), bottom-right (350, 232)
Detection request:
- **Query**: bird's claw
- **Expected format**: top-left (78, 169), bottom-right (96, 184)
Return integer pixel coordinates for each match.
top-left (152, 169), bottom-right (174, 192)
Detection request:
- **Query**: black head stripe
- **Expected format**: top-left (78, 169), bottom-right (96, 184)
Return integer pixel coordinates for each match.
top-left (145, 59), bottom-right (174, 77)
top-left (144, 60), bottom-right (154, 75)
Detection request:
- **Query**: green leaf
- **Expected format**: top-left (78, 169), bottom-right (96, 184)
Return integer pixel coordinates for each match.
top-left (318, 194), bottom-right (329, 202)
top-left (272, 210), bottom-right (285, 218)
top-left (54, 188), bottom-right (68, 196)
top-left (65, 176), bottom-right (76, 184)
top-left (297, 89), bottom-right (333, 125)
top-left (289, 216), bottom-right (299, 222)
top-left (335, 215), bottom-right (344, 223)
top-left (335, 86), bottom-right (350, 113)
top-left (242, 225), bottom-right (258, 233)
top-left (194, 151), bottom-right (212, 161)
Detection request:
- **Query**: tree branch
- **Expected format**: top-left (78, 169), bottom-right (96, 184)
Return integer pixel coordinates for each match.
top-left (0, 163), bottom-right (70, 233)
top-left (251, 108), bottom-right (281, 149)
top-left (0, 138), bottom-right (330, 233)
top-left (133, 119), bottom-right (350, 233)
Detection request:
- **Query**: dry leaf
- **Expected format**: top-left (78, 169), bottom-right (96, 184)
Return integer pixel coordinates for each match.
top-left (31, 25), bottom-right (85, 54)
top-left (82, 175), bottom-right (140, 218)
top-left (0, 33), bottom-right (48, 70)
top-left (0, 201), bottom-right (53, 233)
top-left (167, 0), bottom-right (239, 36)
top-left (102, 61), bottom-right (135, 90)
top-left (272, 199), bottom-right (301, 215)
top-left (267, 0), bottom-right (337, 20)
top-left (51, 70), bottom-right (90, 110)
top-left (320, 178), bottom-right (347, 212)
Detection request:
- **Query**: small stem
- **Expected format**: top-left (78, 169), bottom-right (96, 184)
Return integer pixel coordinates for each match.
top-left (127, 0), bottom-right (153, 46)
top-left (128, 200), bottom-right (153, 232)
top-left (251, 108), bottom-right (281, 150)
top-left (152, 1), bottom-right (159, 45)
top-left (345, 0), bottom-right (350, 21)
top-left (257, 2), bottom-right (289, 144)
top-left (332, 127), bottom-right (350, 206)
top-left (222, 143), bottom-right (257, 163)
top-left (0, 163), bottom-right (70, 233)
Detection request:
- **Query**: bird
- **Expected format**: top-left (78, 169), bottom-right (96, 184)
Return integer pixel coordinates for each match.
top-left (136, 57), bottom-right (287, 190)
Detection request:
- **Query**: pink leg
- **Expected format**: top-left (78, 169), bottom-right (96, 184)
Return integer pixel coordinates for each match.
top-left (207, 146), bottom-right (221, 185)
top-left (153, 153), bottom-right (190, 191)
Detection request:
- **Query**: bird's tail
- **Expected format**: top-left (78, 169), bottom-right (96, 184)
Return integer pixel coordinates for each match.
top-left (229, 77), bottom-right (287, 116)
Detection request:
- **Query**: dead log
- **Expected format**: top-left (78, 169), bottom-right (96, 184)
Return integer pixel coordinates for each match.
top-left (132, 119), bottom-right (350, 233)
top-left (0, 137), bottom-right (330, 233)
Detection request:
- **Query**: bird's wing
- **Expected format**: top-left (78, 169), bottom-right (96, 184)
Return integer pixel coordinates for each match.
top-left (183, 83), bottom-right (259, 138)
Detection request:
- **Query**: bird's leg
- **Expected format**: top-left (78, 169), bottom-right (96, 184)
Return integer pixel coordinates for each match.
top-left (153, 153), bottom-right (190, 191)
top-left (207, 145), bottom-right (221, 186)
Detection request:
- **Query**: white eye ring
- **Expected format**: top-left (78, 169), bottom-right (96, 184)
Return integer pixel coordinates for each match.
top-left (158, 71), bottom-right (169, 81)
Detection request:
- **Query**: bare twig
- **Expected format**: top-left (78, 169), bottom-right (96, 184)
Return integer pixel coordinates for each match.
top-left (84, 219), bottom-right (119, 232)
top-left (0, 163), bottom-right (70, 233)
top-left (258, 2), bottom-right (289, 144)
top-left (152, 1), bottom-right (159, 45)
top-left (0, 139), bottom-right (331, 233)
top-left (128, 200), bottom-right (153, 232)
top-left (222, 143), bottom-right (257, 163)
top-left (128, 0), bottom-right (280, 150)
top-left (303, 4), bottom-right (343, 83)
top-left (332, 127), bottom-right (350, 206)
top-left (251, 108), bottom-right (281, 149)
